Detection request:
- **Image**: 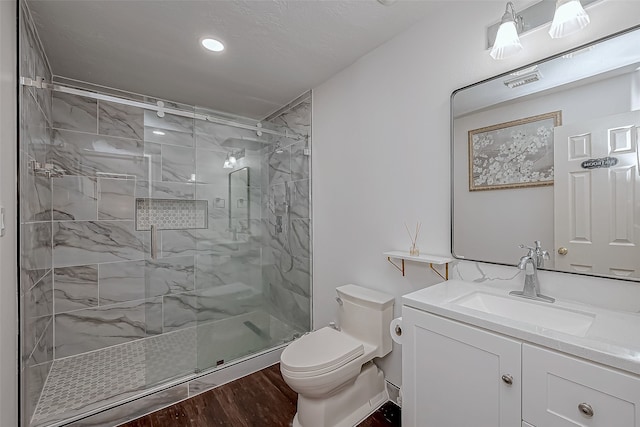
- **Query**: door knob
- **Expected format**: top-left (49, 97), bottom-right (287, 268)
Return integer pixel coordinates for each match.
top-left (558, 247), bottom-right (568, 255)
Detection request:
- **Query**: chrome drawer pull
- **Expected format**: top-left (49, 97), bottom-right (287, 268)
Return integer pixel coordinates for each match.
top-left (578, 403), bottom-right (594, 418)
top-left (501, 374), bottom-right (513, 385)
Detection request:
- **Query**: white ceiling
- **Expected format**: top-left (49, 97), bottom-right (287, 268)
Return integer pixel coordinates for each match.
top-left (27, 0), bottom-right (435, 119)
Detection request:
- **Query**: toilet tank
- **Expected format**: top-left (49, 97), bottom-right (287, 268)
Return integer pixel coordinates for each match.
top-left (336, 284), bottom-right (395, 358)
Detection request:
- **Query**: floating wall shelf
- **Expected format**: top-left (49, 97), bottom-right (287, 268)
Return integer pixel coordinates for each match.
top-left (384, 251), bottom-right (454, 280)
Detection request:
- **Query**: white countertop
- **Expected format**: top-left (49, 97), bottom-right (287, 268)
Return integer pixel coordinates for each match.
top-left (402, 280), bottom-right (640, 376)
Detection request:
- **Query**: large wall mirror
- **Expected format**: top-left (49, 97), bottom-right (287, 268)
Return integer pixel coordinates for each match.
top-left (452, 25), bottom-right (640, 282)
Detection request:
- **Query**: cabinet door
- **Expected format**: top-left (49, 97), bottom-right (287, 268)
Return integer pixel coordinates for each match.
top-left (523, 344), bottom-right (640, 426)
top-left (402, 307), bottom-right (522, 427)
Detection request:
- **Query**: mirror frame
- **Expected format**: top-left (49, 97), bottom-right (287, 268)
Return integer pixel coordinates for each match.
top-left (450, 24), bottom-right (640, 281)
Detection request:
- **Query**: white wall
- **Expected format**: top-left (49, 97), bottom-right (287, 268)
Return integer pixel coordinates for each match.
top-left (312, 0), bottom-right (640, 388)
top-left (0, 0), bottom-right (18, 425)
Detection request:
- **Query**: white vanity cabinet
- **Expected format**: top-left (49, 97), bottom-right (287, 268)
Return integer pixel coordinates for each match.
top-left (402, 306), bottom-right (640, 427)
top-left (523, 344), bottom-right (640, 426)
top-left (402, 306), bottom-right (522, 426)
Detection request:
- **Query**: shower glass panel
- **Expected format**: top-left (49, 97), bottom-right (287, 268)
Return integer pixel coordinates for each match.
top-left (19, 5), bottom-right (311, 424)
top-left (191, 103), bottom-right (312, 374)
top-left (195, 98), bottom-right (313, 373)
top-left (140, 105), bottom-right (200, 388)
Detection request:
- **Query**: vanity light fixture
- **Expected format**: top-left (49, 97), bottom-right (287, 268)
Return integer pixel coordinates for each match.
top-left (223, 154), bottom-right (233, 169)
top-left (549, 0), bottom-right (590, 39)
top-left (201, 38), bottom-right (225, 52)
top-left (223, 149), bottom-right (245, 169)
top-left (489, 2), bottom-right (523, 60)
top-left (487, 0), bottom-right (595, 60)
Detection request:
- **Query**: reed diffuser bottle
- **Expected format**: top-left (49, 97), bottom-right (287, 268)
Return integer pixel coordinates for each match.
top-left (406, 222), bottom-right (421, 256)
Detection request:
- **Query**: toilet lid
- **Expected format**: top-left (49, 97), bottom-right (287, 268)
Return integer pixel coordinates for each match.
top-left (281, 327), bottom-right (364, 374)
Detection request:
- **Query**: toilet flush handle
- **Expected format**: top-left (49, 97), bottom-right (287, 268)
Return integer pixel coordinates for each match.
top-left (335, 297), bottom-right (343, 306)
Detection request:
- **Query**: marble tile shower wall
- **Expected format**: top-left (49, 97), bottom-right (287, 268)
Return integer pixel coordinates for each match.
top-left (19, 4), bottom-right (54, 423)
top-left (47, 91), bottom-right (265, 364)
top-left (262, 98), bottom-right (312, 332)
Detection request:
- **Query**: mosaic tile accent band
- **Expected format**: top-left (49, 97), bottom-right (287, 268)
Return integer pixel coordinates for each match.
top-left (135, 198), bottom-right (208, 231)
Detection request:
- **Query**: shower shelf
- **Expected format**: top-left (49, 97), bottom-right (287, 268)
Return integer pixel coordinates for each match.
top-left (383, 251), bottom-right (453, 280)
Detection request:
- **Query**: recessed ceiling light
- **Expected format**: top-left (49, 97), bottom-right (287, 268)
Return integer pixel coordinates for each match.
top-left (201, 38), bottom-right (225, 52)
top-left (152, 130), bottom-right (165, 136)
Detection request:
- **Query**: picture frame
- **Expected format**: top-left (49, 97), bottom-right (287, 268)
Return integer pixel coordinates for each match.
top-left (468, 111), bottom-right (562, 191)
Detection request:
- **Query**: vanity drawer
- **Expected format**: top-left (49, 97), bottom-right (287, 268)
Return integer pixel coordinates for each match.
top-left (523, 344), bottom-right (640, 427)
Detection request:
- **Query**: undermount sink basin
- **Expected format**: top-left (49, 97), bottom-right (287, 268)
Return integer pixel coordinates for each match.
top-left (453, 292), bottom-right (596, 337)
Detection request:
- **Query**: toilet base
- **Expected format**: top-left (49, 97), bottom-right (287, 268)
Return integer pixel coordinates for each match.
top-left (292, 362), bottom-right (389, 427)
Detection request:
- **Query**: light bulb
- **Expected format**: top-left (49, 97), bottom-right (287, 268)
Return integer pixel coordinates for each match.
top-left (201, 38), bottom-right (225, 52)
top-left (549, 0), bottom-right (590, 39)
top-left (490, 20), bottom-right (523, 60)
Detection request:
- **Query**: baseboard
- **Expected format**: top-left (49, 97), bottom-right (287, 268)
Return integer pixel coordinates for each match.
top-left (385, 380), bottom-right (401, 407)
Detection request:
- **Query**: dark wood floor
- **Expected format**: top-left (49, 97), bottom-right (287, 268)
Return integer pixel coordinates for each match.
top-left (120, 364), bottom-right (400, 427)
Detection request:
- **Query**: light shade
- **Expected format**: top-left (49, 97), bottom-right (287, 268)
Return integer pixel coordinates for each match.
top-left (490, 21), bottom-right (523, 60)
top-left (549, 0), bottom-right (590, 39)
top-left (223, 154), bottom-right (233, 169)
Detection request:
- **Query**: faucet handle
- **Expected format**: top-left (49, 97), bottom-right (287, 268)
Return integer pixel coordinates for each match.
top-left (518, 243), bottom-right (536, 257)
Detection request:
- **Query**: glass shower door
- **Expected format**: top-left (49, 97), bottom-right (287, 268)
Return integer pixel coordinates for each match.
top-left (194, 103), bottom-right (313, 374)
top-left (192, 116), bottom-right (273, 373)
top-left (140, 102), bottom-right (200, 387)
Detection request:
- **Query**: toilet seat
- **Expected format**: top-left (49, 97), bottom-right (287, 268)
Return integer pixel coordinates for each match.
top-left (281, 327), bottom-right (364, 378)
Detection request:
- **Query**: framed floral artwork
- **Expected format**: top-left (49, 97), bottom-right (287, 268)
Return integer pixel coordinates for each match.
top-left (468, 111), bottom-right (562, 191)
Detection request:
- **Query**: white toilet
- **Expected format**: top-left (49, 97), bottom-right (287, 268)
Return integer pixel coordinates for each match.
top-left (280, 284), bottom-right (395, 427)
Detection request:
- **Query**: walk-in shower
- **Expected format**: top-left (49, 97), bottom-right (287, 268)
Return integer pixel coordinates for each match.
top-left (18, 4), bottom-right (312, 426)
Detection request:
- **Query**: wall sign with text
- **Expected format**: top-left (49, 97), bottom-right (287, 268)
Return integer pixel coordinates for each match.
top-left (581, 157), bottom-right (619, 170)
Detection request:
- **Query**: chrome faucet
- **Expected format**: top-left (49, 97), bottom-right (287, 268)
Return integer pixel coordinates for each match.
top-left (509, 242), bottom-right (555, 303)
top-left (519, 240), bottom-right (550, 268)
